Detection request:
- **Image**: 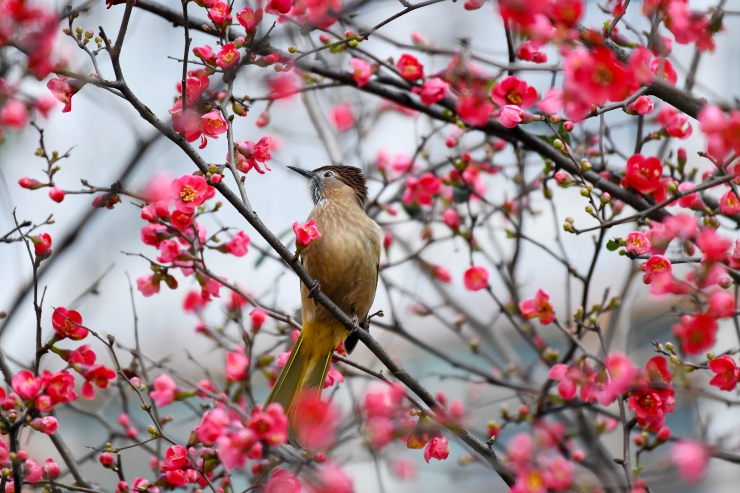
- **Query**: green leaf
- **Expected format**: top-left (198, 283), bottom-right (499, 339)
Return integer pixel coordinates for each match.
top-left (606, 239), bottom-right (620, 251)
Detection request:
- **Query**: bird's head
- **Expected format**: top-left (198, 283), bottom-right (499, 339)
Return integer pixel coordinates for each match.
top-left (287, 165), bottom-right (368, 207)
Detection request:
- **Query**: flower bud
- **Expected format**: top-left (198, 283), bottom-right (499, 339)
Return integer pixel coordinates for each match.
top-left (49, 187), bottom-right (65, 203)
top-left (563, 121), bottom-right (574, 132)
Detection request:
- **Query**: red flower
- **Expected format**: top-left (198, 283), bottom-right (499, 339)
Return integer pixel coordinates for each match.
top-left (708, 355), bottom-right (740, 391)
top-left (29, 416), bottom-right (58, 435)
top-left (649, 57), bottom-right (678, 85)
top-left (463, 265), bottom-right (489, 291)
top-left (656, 106), bottom-right (692, 139)
top-left (216, 43), bottom-right (240, 69)
top-left (707, 290), bottom-right (735, 318)
top-left (136, 274), bottom-right (161, 297)
top-left (627, 357), bottom-right (675, 432)
top-left (293, 218), bottom-right (321, 249)
top-left (82, 365), bottom-right (117, 399)
top-left (52, 307), bottom-right (88, 341)
top-left (45, 370), bottom-right (78, 404)
top-left (548, 0), bottom-right (583, 28)
top-left (208, 1), bottom-right (232, 28)
top-left (456, 91), bottom-right (494, 126)
top-left (250, 308), bottom-right (267, 331)
top-left (31, 232), bottom-right (52, 256)
top-left (170, 175), bottom-right (209, 214)
top-left (626, 95), bottom-right (654, 115)
top-left (491, 76), bottom-right (537, 108)
top-left (673, 313), bottom-right (718, 355)
top-left (565, 46), bottom-right (633, 107)
top-left (623, 154), bottom-right (663, 194)
top-left (423, 436), bottom-right (450, 462)
top-left (192, 45), bottom-right (216, 65)
top-left (519, 289), bottom-right (555, 324)
top-left (396, 54), bottom-right (424, 81)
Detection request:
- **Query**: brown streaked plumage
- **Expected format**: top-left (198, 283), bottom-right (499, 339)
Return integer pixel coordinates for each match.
top-left (265, 165), bottom-right (382, 446)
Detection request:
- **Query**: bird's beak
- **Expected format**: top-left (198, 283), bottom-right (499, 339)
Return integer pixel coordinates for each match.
top-left (287, 166), bottom-right (315, 179)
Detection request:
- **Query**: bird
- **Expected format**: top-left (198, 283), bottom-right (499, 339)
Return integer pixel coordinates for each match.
top-left (265, 165), bottom-right (382, 441)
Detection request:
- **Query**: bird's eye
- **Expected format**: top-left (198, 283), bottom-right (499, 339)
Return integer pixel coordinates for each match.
top-left (323, 171), bottom-right (334, 178)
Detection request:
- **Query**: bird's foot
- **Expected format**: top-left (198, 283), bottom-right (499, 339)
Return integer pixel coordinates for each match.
top-left (307, 280), bottom-right (321, 299)
top-left (349, 314), bottom-right (361, 335)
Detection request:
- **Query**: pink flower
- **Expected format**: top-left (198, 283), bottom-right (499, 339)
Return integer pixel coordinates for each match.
top-left (697, 227), bottom-right (732, 262)
top-left (707, 290), bottom-right (735, 318)
top-left (538, 88), bottom-right (563, 115)
top-left (349, 58), bottom-right (372, 87)
top-left (208, 1), bottom-right (232, 27)
top-left (396, 54), bottom-right (424, 80)
top-left (423, 436), bottom-right (450, 462)
top-left (12, 370), bottom-right (42, 400)
top-left (234, 137), bottom-right (273, 174)
top-left (293, 395), bottom-right (341, 451)
top-left (626, 95), bottom-right (654, 115)
top-left (414, 78), bottom-right (449, 106)
top-left (642, 255), bottom-right (672, 284)
top-left (293, 218), bottom-right (321, 249)
top-left (519, 289), bottom-right (555, 324)
top-left (677, 182), bottom-right (702, 209)
top-left (217, 43), bottom-right (240, 69)
top-left (201, 110), bottom-right (227, 139)
top-left (491, 76), bottom-right (537, 108)
top-left (197, 408), bottom-right (230, 444)
top-left (52, 307), bottom-right (88, 341)
top-left (623, 154), bottom-right (663, 194)
top-left (391, 458), bottom-right (417, 480)
top-left (193, 45), bottom-right (217, 65)
top-left (463, 265), bottom-right (489, 291)
top-left (137, 275), bottom-right (160, 297)
top-left (0, 100), bottom-right (29, 129)
top-left (249, 403), bottom-right (289, 445)
top-left (264, 468), bottom-right (301, 493)
top-left (163, 445), bottom-right (189, 471)
top-left (442, 208), bottom-right (460, 231)
top-left (548, 364), bottom-right (577, 400)
top-left (47, 76), bottom-right (76, 113)
top-left (330, 103), bottom-right (354, 132)
top-left (708, 355), bottom-right (740, 391)
top-left (544, 456), bottom-right (574, 491)
top-left (604, 352), bottom-right (636, 398)
top-left (149, 374), bottom-right (177, 407)
top-left (517, 40), bottom-right (548, 63)
top-left (720, 191), bottom-right (740, 215)
top-left (670, 440), bottom-right (708, 483)
top-left (625, 232), bottom-right (651, 255)
top-left (266, 0), bottom-right (291, 14)
top-left (657, 106), bottom-right (692, 139)
top-left (225, 350), bottom-right (249, 382)
top-left (564, 46), bottom-right (632, 114)
top-left (498, 104), bottom-right (524, 128)
top-left (309, 462), bottom-right (353, 493)
top-left (171, 175), bottom-right (209, 214)
top-left (43, 459), bottom-right (60, 480)
top-left (402, 172), bottom-right (441, 206)
top-left (323, 365), bottom-right (344, 388)
top-left (236, 7), bottom-right (263, 33)
top-left (224, 231), bottom-right (250, 257)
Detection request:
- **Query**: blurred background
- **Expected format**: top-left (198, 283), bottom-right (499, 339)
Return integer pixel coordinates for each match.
top-left (2, 0), bottom-right (740, 491)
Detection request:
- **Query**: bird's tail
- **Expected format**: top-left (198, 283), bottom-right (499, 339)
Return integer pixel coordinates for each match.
top-left (264, 328), bottom-right (335, 443)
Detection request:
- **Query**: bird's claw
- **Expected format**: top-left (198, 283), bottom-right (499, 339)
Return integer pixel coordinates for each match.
top-left (349, 314), bottom-right (360, 335)
top-left (307, 280), bottom-right (321, 299)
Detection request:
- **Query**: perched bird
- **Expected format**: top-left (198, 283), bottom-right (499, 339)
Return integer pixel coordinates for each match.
top-left (265, 165), bottom-right (382, 439)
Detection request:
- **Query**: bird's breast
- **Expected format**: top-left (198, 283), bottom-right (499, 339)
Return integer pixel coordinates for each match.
top-left (301, 202), bottom-right (381, 319)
